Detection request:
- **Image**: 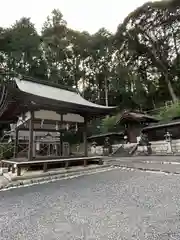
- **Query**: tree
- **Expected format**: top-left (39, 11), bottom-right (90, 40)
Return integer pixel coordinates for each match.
top-left (1, 2), bottom-right (180, 116)
top-left (114, 0), bottom-right (180, 103)
top-left (88, 28), bottom-right (113, 105)
top-left (158, 102), bottom-right (180, 121)
top-left (101, 115), bottom-right (117, 133)
top-left (3, 18), bottom-right (42, 76)
top-left (41, 9), bottom-right (69, 85)
top-left (65, 29), bottom-right (91, 90)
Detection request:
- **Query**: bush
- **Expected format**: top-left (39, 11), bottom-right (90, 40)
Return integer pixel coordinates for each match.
top-left (101, 115), bottom-right (117, 133)
top-left (0, 143), bottom-right (14, 159)
top-left (158, 102), bottom-right (180, 121)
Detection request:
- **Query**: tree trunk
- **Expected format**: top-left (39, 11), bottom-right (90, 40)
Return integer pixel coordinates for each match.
top-left (164, 74), bottom-right (178, 103)
top-left (136, 27), bottom-right (179, 103)
top-left (104, 76), bottom-right (108, 106)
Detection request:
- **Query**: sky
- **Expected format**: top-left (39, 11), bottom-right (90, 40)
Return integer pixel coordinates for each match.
top-left (1, 0), bottom-right (160, 33)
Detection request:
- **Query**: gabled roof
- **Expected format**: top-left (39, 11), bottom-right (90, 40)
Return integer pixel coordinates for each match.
top-left (0, 76), bottom-right (117, 122)
top-left (116, 111), bottom-right (158, 125)
top-left (15, 78), bottom-right (115, 111)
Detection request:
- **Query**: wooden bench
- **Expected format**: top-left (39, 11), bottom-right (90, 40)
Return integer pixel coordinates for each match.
top-left (1, 156), bottom-right (103, 176)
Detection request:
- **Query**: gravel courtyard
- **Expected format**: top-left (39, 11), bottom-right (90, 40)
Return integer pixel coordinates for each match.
top-left (1, 168), bottom-right (180, 239)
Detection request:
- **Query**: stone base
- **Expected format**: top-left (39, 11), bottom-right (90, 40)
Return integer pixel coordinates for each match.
top-left (0, 165), bottom-right (112, 190)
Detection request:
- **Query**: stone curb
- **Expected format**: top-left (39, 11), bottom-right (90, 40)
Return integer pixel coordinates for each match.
top-left (144, 161), bottom-right (180, 165)
top-left (0, 165), bottom-right (113, 190)
top-left (113, 165), bottom-right (180, 175)
top-left (10, 165), bottom-right (106, 181)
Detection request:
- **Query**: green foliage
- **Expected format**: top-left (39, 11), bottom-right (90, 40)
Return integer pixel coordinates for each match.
top-left (63, 131), bottom-right (83, 145)
top-left (100, 116), bottom-right (117, 133)
top-left (158, 102), bottom-right (180, 121)
top-left (115, 0), bottom-right (180, 104)
top-left (0, 143), bottom-right (14, 159)
top-left (1, 1), bottom-right (180, 112)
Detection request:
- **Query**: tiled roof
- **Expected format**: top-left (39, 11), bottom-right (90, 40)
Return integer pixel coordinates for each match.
top-left (116, 111), bottom-right (158, 124)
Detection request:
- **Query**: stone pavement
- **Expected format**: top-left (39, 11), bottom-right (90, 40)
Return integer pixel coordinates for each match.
top-left (1, 155), bottom-right (180, 190)
top-left (1, 168), bottom-right (180, 239)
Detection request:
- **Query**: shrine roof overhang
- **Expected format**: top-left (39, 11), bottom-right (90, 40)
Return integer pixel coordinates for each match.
top-left (87, 131), bottom-right (124, 140)
top-left (0, 77), bottom-right (117, 122)
top-left (142, 119), bottom-right (180, 132)
top-left (116, 111), bottom-right (158, 125)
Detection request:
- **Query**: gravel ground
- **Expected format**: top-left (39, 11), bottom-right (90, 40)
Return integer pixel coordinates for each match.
top-left (1, 168), bottom-right (180, 240)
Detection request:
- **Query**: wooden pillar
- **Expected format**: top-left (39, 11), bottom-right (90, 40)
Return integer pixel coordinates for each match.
top-left (33, 135), bottom-right (36, 158)
top-left (83, 117), bottom-right (88, 157)
top-left (12, 165), bottom-right (16, 173)
top-left (65, 160), bottom-right (69, 169)
top-left (13, 128), bottom-right (19, 158)
top-left (8, 164), bottom-right (11, 172)
top-left (17, 166), bottom-right (21, 176)
top-left (60, 114), bottom-right (63, 156)
top-left (83, 159), bottom-right (87, 167)
top-left (43, 162), bottom-right (48, 172)
top-left (28, 111), bottom-right (34, 161)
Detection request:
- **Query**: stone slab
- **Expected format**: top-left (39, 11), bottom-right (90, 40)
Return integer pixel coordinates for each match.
top-left (0, 164), bottom-right (112, 190)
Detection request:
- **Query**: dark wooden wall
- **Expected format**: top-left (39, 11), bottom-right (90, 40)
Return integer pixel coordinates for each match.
top-left (146, 124), bottom-right (180, 141)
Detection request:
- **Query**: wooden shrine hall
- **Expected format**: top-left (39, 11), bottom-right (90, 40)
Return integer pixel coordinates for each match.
top-left (0, 76), bottom-right (116, 167)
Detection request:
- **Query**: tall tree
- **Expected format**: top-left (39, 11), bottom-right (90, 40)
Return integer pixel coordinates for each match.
top-left (3, 18), bottom-right (42, 76)
top-left (88, 28), bottom-right (113, 105)
top-left (41, 9), bottom-right (69, 85)
top-left (114, 0), bottom-right (180, 103)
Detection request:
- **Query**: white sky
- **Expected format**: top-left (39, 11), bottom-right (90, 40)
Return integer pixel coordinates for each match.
top-left (1, 0), bottom-right (159, 33)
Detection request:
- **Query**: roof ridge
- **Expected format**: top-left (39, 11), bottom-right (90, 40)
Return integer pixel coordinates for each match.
top-left (0, 71), bottom-right (78, 93)
top-left (21, 75), bottom-right (78, 93)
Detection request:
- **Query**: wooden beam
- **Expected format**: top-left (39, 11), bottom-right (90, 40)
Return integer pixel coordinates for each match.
top-left (28, 111), bottom-right (34, 161)
top-left (34, 117), bottom-right (84, 124)
top-left (18, 128), bottom-right (65, 132)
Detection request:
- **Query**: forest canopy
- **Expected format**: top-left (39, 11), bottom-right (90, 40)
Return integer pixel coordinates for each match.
top-left (0, 0), bottom-right (180, 112)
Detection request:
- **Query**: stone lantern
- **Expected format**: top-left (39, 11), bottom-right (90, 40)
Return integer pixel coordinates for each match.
top-left (164, 131), bottom-right (173, 153)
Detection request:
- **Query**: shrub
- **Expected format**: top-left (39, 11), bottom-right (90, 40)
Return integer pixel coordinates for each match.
top-left (158, 102), bottom-right (180, 121)
top-left (0, 143), bottom-right (14, 159)
top-left (101, 115), bottom-right (117, 133)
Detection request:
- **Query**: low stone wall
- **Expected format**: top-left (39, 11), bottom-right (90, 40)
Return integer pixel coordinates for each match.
top-left (89, 144), bottom-right (123, 156)
top-left (137, 141), bottom-right (166, 154)
top-left (172, 139), bottom-right (180, 153)
top-left (90, 140), bottom-right (180, 156)
top-left (89, 143), bottom-right (136, 156)
top-left (73, 139), bottom-right (180, 156)
top-left (137, 139), bottom-right (180, 154)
